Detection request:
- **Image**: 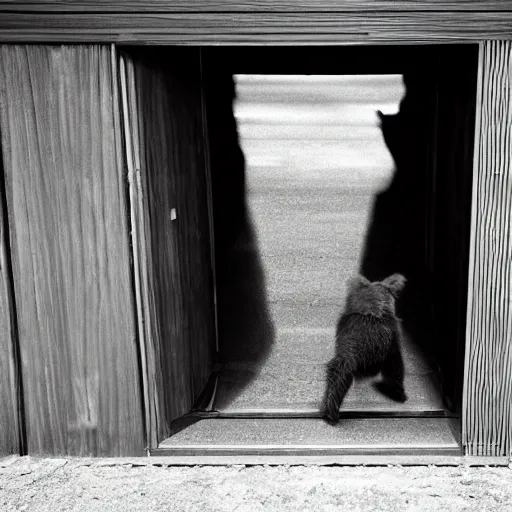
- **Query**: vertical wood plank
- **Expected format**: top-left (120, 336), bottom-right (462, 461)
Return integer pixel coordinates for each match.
top-left (0, 138), bottom-right (21, 455)
top-left (119, 54), bottom-right (157, 448)
top-left (0, 45), bottom-right (144, 456)
top-left (464, 40), bottom-right (512, 457)
top-left (120, 48), bottom-right (216, 443)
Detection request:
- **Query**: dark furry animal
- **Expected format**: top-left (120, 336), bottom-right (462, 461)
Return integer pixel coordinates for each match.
top-left (322, 273), bottom-right (408, 424)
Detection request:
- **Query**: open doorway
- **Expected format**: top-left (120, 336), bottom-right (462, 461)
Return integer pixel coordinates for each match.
top-left (210, 72), bottom-right (443, 415)
top-left (122, 45), bottom-right (478, 455)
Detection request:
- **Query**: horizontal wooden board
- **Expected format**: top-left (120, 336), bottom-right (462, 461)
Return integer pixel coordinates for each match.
top-left (0, 12), bottom-right (510, 44)
top-left (1, 1), bottom-right (511, 12)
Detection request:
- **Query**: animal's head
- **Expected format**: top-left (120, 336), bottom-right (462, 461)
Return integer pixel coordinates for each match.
top-left (344, 273), bottom-right (406, 317)
top-left (377, 109), bottom-right (402, 161)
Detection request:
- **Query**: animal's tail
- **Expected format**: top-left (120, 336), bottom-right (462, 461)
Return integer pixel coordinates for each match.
top-left (321, 355), bottom-right (354, 425)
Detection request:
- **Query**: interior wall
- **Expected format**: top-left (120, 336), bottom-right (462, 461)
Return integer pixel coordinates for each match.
top-left (430, 46), bottom-right (479, 414)
top-left (122, 48), bottom-right (216, 443)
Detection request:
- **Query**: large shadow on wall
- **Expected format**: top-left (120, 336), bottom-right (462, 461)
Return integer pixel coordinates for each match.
top-left (203, 72), bottom-right (275, 409)
top-left (360, 48), bottom-right (478, 412)
top-left (360, 68), bottom-right (438, 357)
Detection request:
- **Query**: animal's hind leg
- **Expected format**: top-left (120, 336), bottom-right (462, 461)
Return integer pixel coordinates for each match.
top-left (374, 339), bottom-right (407, 403)
top-left (322, 355), bottom-right (354, 425)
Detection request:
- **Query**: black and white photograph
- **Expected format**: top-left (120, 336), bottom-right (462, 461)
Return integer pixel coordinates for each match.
top-left (0, 2), bottom-right (511, 510)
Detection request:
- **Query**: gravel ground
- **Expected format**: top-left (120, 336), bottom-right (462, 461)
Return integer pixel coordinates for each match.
top-left (2, 456), bottom-right (512, 511)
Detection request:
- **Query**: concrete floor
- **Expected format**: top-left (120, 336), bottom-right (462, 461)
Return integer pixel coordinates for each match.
top-left (214, 74), bottom-right (442, 414)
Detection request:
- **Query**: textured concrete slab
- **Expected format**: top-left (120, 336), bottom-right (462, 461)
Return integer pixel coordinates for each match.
top-left (159, 418), bottom-right (459, 454)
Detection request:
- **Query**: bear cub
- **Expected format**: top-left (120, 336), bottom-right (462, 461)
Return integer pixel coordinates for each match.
top-left (322, 273), bottom-right (408, 424)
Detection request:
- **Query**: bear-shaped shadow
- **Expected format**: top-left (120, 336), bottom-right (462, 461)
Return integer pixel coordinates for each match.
top-left (360, 71), bottom-right (437, 359)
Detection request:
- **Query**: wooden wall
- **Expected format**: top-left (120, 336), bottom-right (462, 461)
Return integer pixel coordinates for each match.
top-left (0, 45), bottom-right (144, 456)
top-left (0, 2), bottom-right (512, 44)
top-left (120, 48), bottom-right (216, 446)
top-left (1, 2), bottom-right (510, 10)
top-left (463, 40), bottom-right (512, 457)
top-left (0, 39), bottom-right (510, 458)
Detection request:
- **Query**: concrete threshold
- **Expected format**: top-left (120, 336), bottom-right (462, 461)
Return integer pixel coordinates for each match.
top-left (156, 417), bottom-right (461, 457)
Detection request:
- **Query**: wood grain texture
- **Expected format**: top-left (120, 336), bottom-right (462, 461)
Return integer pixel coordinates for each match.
top-left (0, 45), bottom-right (144, 456)
top-left (0, 142), bottom-right (21, 456)
top-left (119, 54), bottom-right (161, 449)
top-left (1, 1), bottom-right (512, 12)
top-left (463, 41), bottom-right (512, 457)
top-left (123, 53), bottom-right (175, 447)
top-left (0, 12), bottom-right (511, 44)
top-left (120, 48), bottom-right (216, 445)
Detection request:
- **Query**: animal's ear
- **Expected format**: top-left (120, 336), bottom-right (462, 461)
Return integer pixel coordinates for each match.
top-left (348, 275), bottom-right (370, 293)
top-left (376, 110), bottom-right (385, 122)
top-left (381, 273), bottom-right (407, 297)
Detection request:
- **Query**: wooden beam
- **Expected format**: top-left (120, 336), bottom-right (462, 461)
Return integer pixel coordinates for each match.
top-left (0, 45), bottom-right (145, 456)
top-left (0, 11), bottom-right (511, 44)
top-left (0, 1), bottom-right (512, 13)
top-left (463, 40), bottom-right (512, 457)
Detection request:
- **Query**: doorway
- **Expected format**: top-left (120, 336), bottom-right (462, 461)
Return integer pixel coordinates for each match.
top-left (123, 45), bottom-right (478, 455)
top-left (209, 72), bottom-right (443, 417)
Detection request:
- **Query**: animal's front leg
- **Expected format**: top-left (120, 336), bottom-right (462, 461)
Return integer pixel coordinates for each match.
top-left (374, 337), bottom-right (407, 403)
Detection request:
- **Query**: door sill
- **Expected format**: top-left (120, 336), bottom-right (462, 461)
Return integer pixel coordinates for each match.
top-left (154, 416), bottom-right (461, 457)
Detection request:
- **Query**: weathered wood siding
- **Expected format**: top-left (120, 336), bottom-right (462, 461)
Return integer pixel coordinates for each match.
top-left (1, 2), bottom-right (510, 12)
top-left (463, 40), bottom-right (512, 457)
top-left (120, 48), bottom-right (216, 445)
top-left (0, 140), bottom-right (21, 456)
top-left (0, 45), bottom-right (144, 456)
top-left (0, 2), bottom-right (512, 44)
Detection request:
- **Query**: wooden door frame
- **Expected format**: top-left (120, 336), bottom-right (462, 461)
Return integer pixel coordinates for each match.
top-left (118, 47), bottom-right (219, 451)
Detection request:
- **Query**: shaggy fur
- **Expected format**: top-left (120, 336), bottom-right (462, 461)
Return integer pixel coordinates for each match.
top-left (321, 273), bottom-right (408, 424)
